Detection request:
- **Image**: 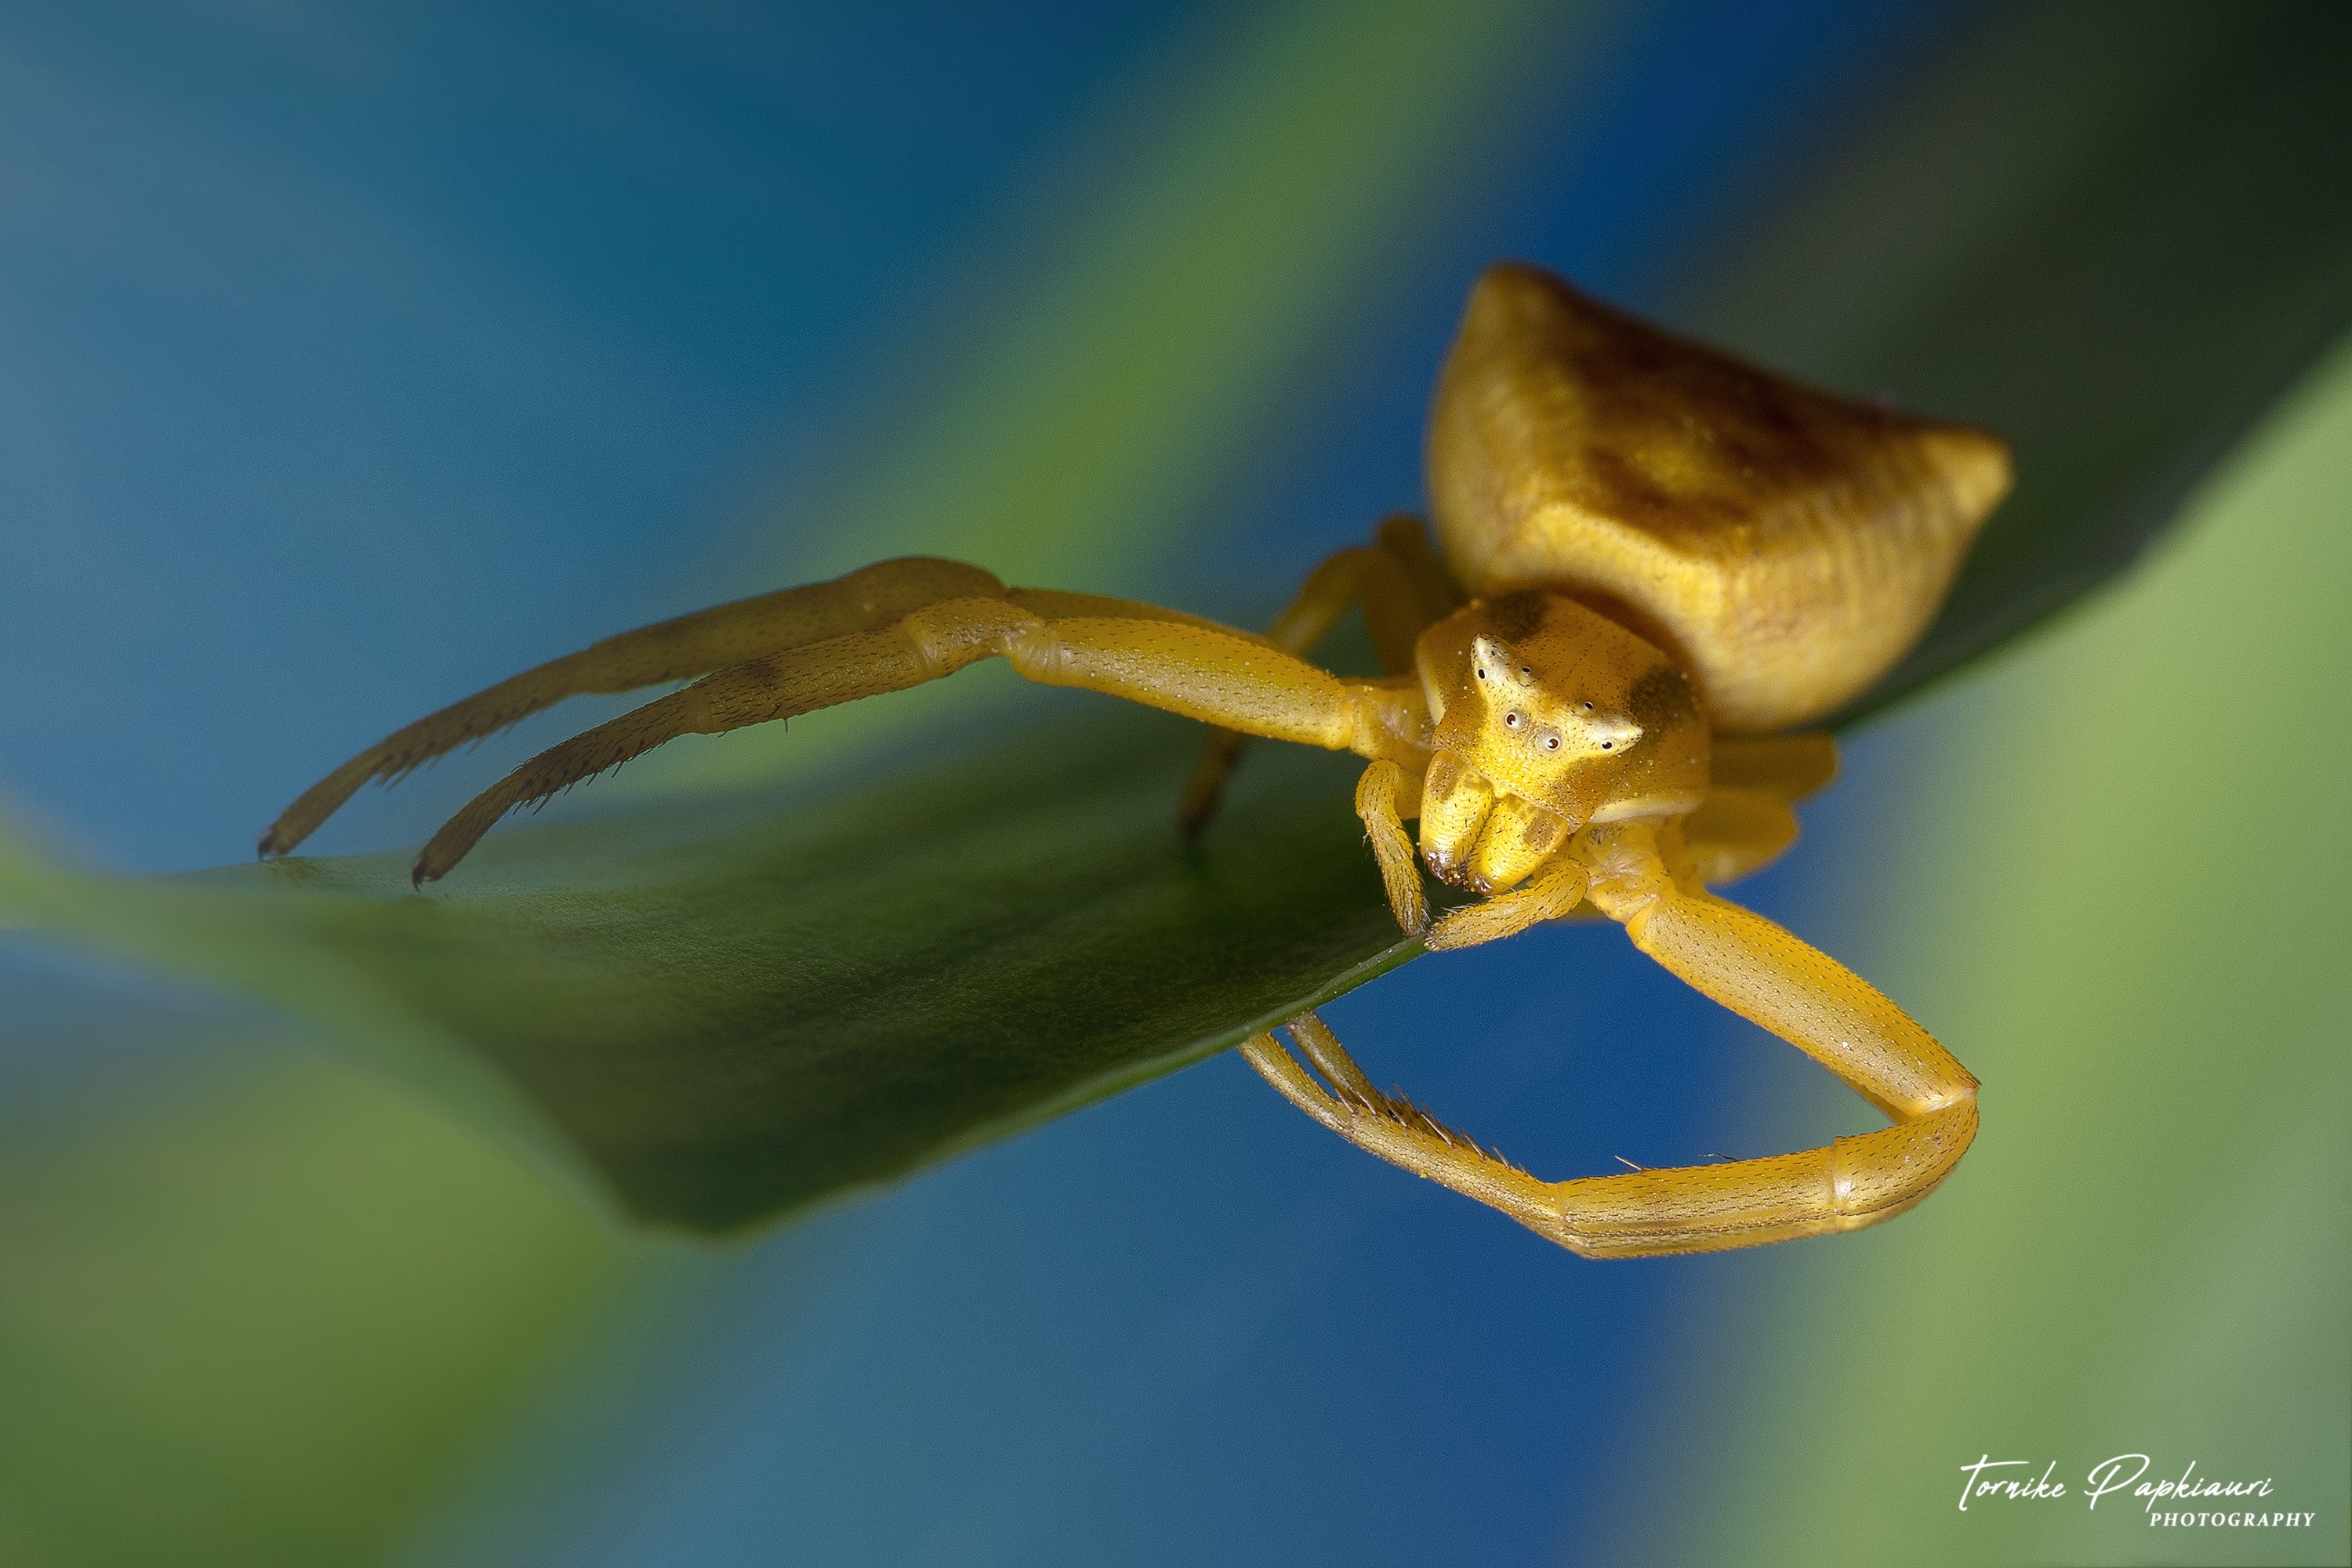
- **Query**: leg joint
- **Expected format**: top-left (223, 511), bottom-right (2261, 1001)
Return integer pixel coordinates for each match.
top-left (1830, 1098), bottom-right (1980, 1221)
top-left (902, 598), bottom-right (1039, 678)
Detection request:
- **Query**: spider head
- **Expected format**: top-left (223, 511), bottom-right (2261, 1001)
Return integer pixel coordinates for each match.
top-left (1413, 593), bottom-right (1709, 893)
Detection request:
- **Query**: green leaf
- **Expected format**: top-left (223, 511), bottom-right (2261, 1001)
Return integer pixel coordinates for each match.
top-left (7, 0), bottom-right (2350, 1236)
top-left (238, 717), bottom-right (1429, 1231)
top-left (2, 708), bottom-right (1445, 1234)
top-left (0, 1056), bottom-right (619, 1563)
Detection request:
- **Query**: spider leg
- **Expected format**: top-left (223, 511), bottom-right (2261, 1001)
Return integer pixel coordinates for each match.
top-left (1550, 817), bottom-right (1977, 1252)
top-left (1243, 817), bottom-right (1976, 1258)
top-left (1707, 731), bottom-right (1837, 800)
top-left (1423, 853), bottom-right (1588, 949)
top-left (262, 555), bottom-right (1315, 858)
top-left (260, 557), bottom-right (1007, 857)
top-left (410, 596), bottom-right (1432, 884)
top-left (1178, 515), bottom-right (1454, 837)
top-left (1370, 513), bottom-right (1469, 623)
top-left (1671, 731), bottom-right (1837, 887)
top-left (1352, 758), bottom-right (1432, 935)
top-left (1243, 1013), bottom-right (1565, 1235)
top-left (1678, 787), bottom-right (1800, 887)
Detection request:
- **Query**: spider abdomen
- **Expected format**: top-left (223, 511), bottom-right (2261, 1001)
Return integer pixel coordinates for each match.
top-left (1425, 264), bottom-right (2011, 732)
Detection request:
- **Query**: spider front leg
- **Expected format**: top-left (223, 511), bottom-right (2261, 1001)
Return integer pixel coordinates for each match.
top-left (1243, 1013), bottom-right (1567, 1236)
top-left (1244, 816), bottom-right (1976, 1258)
top-left (401, 594), bottom-right (1432, 884)
top-left (1561, 818), bottom-right (1977, 1252)
top-left (1179, 516), bottom-right (1457, 837)
top-left (1422, 854), bottom-right (1589, 949)
top-left (259, 557), bottom-right (1008, 858)
top-left (266, 554), bottom-right (1352, 861)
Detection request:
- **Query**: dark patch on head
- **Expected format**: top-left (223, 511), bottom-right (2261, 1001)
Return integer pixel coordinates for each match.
top-left (1485, 591), bottom-right (1548, 641)
top-left (1629, 662), bottom-right (1693, 732)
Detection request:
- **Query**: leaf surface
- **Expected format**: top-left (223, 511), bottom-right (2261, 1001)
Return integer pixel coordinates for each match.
top-left (220, 720), bottom-right (1428, 1230)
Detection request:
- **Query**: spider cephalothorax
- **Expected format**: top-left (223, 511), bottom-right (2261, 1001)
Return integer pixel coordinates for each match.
top-left (262, 263), bottom-right (2006, 1258)
top-left (1413, 592), bottom-right (1708, 893)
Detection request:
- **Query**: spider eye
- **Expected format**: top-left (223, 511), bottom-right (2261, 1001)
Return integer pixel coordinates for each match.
top-left (1539, 731), bottom-right (1561, 753)
top-left (1599, 739), bottom-right (1613, 750)
top-left (1475, 667), bottom-right (1486, 680)
top-left (1519, 666), bottom-right (1532, 677)
top-left (1503, 710), bottom-right (1523, 729)
top-left (1581, 701), bottom-right (1594, 712)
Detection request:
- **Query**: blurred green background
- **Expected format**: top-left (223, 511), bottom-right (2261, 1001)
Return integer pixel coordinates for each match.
top-left (1660, 333), bottom-right (2352, 1567)
top-left (0, 2), bottom-right (2344, 1564)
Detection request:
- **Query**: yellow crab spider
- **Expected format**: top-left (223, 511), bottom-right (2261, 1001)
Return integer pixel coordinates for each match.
top-left (263, 265), bottom-right (2009, 1259)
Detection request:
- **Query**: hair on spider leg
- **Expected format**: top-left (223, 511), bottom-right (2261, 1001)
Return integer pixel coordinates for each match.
top-left (1375, 1082), bottom-right (1497, 1156)
top-left (1612, 1154), bottom-right (1647, 1172)
top-left (1307, 1067), bottom-right (1359, 1107)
